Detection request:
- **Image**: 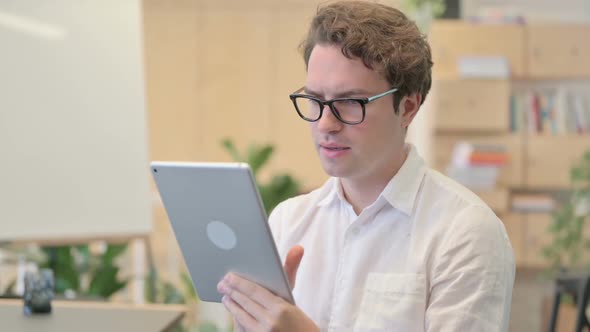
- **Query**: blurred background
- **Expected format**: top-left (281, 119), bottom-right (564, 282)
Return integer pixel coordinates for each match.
top-left (1, 0), bottom-right (590, 331)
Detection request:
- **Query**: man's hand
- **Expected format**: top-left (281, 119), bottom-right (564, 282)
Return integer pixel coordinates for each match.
top-left (284, 245), bottom-right (304, 288)
top-left (217, 245), bottom-right (318, 332)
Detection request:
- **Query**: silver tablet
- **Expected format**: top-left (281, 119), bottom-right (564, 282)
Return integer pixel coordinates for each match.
top-left (150, 161), bottom-right (294, 304)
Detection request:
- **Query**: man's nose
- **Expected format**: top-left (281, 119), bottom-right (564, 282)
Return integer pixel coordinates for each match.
top-left (316, 105), bottom-right (343, 133)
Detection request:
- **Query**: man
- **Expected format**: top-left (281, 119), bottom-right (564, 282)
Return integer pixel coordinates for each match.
top-left (217, 1), bottom-right (515, 331)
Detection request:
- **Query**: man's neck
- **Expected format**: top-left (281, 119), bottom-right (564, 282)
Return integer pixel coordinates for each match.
top-left (341, 147), bottom-right (409, 215)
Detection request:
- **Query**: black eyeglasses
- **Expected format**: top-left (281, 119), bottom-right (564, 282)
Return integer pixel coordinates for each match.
top-left (289, 87), bottom-right (399, 125)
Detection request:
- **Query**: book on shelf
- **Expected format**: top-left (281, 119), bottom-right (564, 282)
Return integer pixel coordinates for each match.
top-left (511, 88), bottom-right (590, 135)
top-left (448, 141), bottom-right (510, 167)
top-left (446, 142), bottom-right (509, 190)
top-left (511, 193), bottom-right (556, 213)
top-left (446, 166), bottom-right (499, 191)
top-left (469, 152), bottom-right (509, 166)
top-left (573, 94), bottom-right (588, 134)
top-left (457, 56), bottom-right (510, 79)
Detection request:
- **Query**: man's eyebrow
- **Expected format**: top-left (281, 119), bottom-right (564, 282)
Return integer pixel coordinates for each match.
top-left (303, 87), bottom-right (321, 96)
top-left (302, 87), bottom-right (372, 98)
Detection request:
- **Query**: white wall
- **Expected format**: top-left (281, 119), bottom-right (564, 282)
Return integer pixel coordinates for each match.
top-left (0, 1), bottom-right (152, 242)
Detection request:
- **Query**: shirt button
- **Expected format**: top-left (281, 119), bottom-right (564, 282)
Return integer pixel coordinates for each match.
top-left (351, 227), bottom-right (360, 236)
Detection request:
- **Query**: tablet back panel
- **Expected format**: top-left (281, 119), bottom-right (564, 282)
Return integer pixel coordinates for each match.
top-left (150, 162), bottom-right (293, 303)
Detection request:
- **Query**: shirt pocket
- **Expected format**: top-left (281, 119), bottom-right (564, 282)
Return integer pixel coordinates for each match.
top-left (354, 273), bottom-right (427, 332)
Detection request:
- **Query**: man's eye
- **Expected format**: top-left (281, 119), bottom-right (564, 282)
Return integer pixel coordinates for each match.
top-left (341, 99), bottom-right (358, 104)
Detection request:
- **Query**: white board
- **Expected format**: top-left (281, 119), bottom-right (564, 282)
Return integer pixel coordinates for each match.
top-left (0, 1), bottom-right (152, 242)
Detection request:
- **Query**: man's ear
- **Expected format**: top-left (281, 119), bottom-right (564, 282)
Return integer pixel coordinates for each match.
top-left (401, 92), bottom-right (421, 128)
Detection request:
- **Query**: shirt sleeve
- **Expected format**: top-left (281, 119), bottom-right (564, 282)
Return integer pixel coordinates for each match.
top-left (425, 205), bottom-right (516, 332)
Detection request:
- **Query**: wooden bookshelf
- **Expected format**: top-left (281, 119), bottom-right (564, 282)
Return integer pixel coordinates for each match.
top-left (429, 20), bottom-right (590, 268)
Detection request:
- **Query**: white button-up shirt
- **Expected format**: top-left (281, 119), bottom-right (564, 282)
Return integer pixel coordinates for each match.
top-left (269, 145), bottom-right (515, 331)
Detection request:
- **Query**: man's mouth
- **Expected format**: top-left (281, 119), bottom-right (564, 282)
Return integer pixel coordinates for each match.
top-left (320, 144), bottom-right (350, 151)
top-left (323, 147), bottom-right (349, 150)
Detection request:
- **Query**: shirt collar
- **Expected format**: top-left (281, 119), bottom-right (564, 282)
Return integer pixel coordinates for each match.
top-left (317, 177), bottom-right (340, 207)
top-left (316, 144), bottom-right (426, 216)
top-left (380, 144), bottom-right (426, 216)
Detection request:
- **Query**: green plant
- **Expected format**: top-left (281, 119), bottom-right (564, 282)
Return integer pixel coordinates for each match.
top-left (39, 243), bottom-right (128, 299)
top-left (403, 0), bottom-right (446, 18)
top-left (402, 0), bottom-right (446, 33)
top-left (144, 267), bottom-right (186, 305)
top-left (221, 138), bottom-right (302, 214)
top-left (542, 150), bottom-right (590, 275)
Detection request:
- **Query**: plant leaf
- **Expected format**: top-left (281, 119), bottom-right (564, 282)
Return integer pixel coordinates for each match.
top-left (221, 138), bottom-right (242, 162)
top-left (161, 281), bottom-right (185, 304)
top-left (247, 145), bottom-right (274, 176)
top-left (180, 271), bottom-right (197, 301)
top-left (54, 246), bottom-right (80, 293)
top-left (88, 266), bottom-right (127, 298)
top-left (102, 244), bottom-right (127, 265)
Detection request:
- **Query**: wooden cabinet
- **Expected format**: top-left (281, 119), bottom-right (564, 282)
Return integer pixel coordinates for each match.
top-left (525, 135), bottom-right (590, 189)
top-left (522, 213), bottom-right (552, 268)
top-left (430, 21), bottom-right (590, 79)
top-left (526, 24), bottom-right (590, 78)
top-left (477, 189), bottom-right (510, 214)
top-left (429, 20), bottom-right (526, 79)
top-left (501, 213), bottom-right (525, 266)
top-left (502, 212), bottom-right (590, 268)
top-left (433, 80), bottom-right (511, 132)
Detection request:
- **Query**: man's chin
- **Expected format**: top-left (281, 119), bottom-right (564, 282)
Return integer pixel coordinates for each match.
top-left (320, 162), bottom-right (350, 178)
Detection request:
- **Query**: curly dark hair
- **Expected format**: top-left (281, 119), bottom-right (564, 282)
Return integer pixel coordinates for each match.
top-left (301, 0), bottom-right (433, 113)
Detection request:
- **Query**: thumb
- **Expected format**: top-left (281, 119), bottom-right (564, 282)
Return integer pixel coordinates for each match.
top-left (284, 245), bottom-right (304, 290)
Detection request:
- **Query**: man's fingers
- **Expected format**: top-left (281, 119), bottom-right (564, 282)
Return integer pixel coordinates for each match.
top-left (227, 287), bottom-right (273, 327)
top-left (222, 273), bottom-right (278, 309)
top-left (221, 295), bottom-right (258, 331)
top-left (284, 245), bottom-right (304, 289)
